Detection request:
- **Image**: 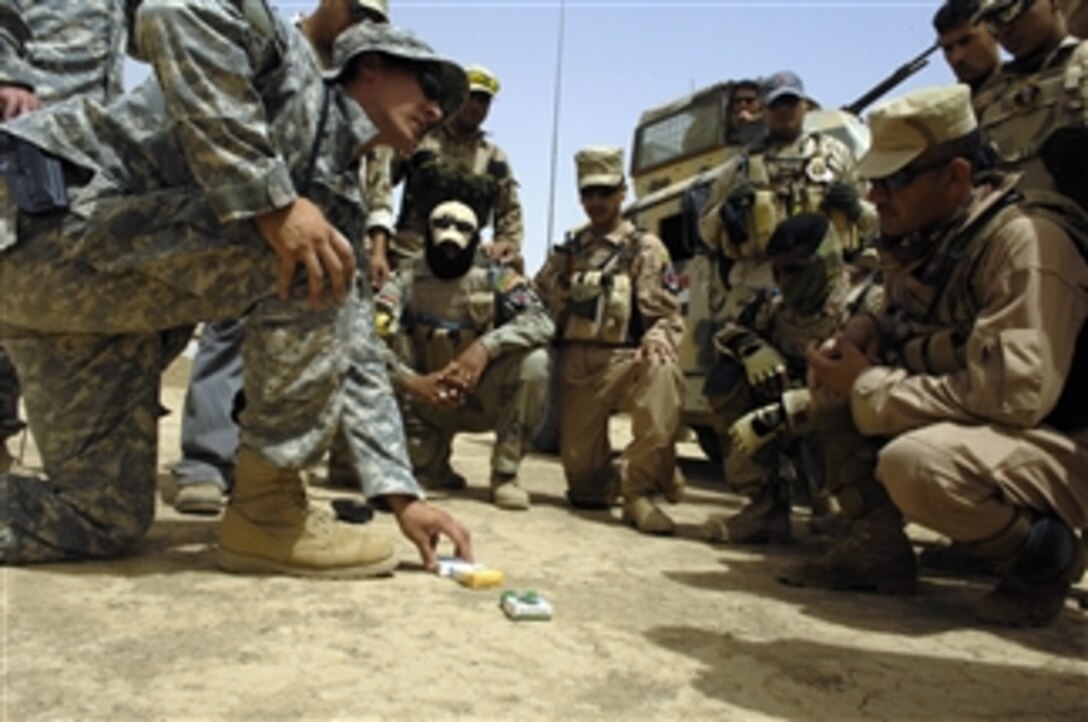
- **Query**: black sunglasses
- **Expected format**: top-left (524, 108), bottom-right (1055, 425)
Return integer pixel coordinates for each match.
top-left (870, 157), bottom-right (950, 194)
top-left (417, 69), bottom-right (443, 105)
top-left (432, 215), bottom-right (475, 233)
top-left (580, 185), bottom-right (620, 199)
top-left (980, 0), bottom-right (1033, 33)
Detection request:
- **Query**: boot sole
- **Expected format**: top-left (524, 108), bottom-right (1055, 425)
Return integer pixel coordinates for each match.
top-left (215, 548), bottom-right (399, 580)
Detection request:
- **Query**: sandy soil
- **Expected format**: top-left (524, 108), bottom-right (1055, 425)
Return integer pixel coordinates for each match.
top-left (2, 355), bottom-right (1086, 721)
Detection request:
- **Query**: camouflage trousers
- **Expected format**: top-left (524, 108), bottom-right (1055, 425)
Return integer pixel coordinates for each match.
top-left (403, 348), bottom-right (551, 479)
top-left (0, 203), bottom-right (418, 563)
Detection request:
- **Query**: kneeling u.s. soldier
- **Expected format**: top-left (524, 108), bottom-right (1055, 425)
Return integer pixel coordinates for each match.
top-left (0, 6), bottom-right (473, 576)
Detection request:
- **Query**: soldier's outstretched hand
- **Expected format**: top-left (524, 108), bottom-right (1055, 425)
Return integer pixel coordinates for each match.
top-left (255, 198), bottom-right (356, 308)
top-left (385, 495), bottom-right (474, 572)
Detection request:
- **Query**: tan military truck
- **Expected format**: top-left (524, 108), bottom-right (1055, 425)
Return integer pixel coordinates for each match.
top-left (623, 81), bottom-right (870, 460)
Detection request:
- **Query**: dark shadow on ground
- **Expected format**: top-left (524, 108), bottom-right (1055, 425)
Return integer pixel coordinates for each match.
top-left (644, 625), bottom-right (1088, 720)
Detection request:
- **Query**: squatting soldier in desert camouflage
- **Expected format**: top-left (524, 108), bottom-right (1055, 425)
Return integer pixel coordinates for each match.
top-left (773, 85), bottom-right (1087, 628)
top-left (0, 0), bottom-right (127, 470)
top-left (376, 201), bottom-right (553, 510)
top-left (535, 146), bottom-right (686, 536)
top-left (0, 8), bottom-right (472, 576)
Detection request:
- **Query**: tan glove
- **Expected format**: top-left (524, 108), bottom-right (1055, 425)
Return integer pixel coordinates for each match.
top-left (737, 336), bottom-right (788, 396)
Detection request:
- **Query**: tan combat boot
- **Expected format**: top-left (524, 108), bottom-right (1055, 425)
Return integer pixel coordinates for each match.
top-left (491, 473), bottom-right (530, 511)
top-left (776, 501), bottom-right (917, 594)
top-left (217, 448), bottom-right (397, 579)
top-left (623, 496), bottom-right (675, 535)
top-left (701, 484), bottom-right (792, 544)
top-left (973, 513), bottom-right (1085, 628)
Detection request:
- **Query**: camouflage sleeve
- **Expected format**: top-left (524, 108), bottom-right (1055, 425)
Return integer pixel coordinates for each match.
top-left (827, 136), bottom-right (879, 238)
top-left (634, 234), bottom-right (685, 351)
top-left (364, 145), bottom-right (395, 234)
top-left (0, 0), bottom-right (32, 89)
top-left (697, 157), bottom-right (743, 252)
top-left (490, 146), bottom-right (524, 248)
top-left (373, 268), bottom-right (418, 387)
top-left (478, 267), bottom-right (554, 357)
top-left (133, 0), bottom-right (296, 222)
top-left (532, 247), bottom-right (568, 325)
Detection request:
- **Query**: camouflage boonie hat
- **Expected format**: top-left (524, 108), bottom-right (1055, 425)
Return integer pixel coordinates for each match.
top-left (575, 146), bottom-right (624, 189)
top-left (856, 84), bottom-right (977, 179)
top-left (350, 0), bottom-right (390, 22)
top-left (327, 23), bottom-right (468, 122)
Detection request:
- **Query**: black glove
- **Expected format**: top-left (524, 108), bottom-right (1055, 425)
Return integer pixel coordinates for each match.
top-left (718, 181), bottom-right (756, 244)
top-left (822, 181), bottom-right (862, 222)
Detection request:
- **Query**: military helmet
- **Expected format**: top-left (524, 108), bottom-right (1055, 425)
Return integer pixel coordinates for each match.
top-left (349, 0), bottom-right (390, 23)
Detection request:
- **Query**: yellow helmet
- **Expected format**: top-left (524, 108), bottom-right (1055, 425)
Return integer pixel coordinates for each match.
top-left (466, 65), bottom-right (501, 96)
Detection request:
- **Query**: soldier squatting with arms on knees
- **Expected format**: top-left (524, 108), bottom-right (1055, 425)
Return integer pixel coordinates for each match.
top-left (0, 0), bottom-right (128, 472)
top-left (702, 213), bottom-right (860, 545)
top-left (732, 84), bottom-right (1086, 627)
top-left (534, 147), bottom-right (686, 535)
top-left (0, 4), bottom-right (473, 576)
top-left (374, 201), bottom-right (553, 510)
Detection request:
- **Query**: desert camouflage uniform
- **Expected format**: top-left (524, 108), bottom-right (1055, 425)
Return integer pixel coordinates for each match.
top-left (377, 257), bottom-right (553, 480)
top-left (534, 219), bottom-right (685, 504)
top-left (976, 36), bottom-right (1088, 196)
top-left (0, 0), bottom-right (419, 562)
top-left (389, 124), bottom-right (523, 261)
top-left (0, 0), bottom-right (127, 454)
top-left (698, 131), bottom-right (873, 326)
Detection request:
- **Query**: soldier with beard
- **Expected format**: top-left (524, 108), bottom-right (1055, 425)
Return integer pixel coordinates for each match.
top-left (375, 201), bottom-right (552, 509)
top-left (701, 213), bottom-right (853, 545)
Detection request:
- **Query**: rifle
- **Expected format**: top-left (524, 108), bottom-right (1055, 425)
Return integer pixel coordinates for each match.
top-left (843, 43), bottom-right (940, 116)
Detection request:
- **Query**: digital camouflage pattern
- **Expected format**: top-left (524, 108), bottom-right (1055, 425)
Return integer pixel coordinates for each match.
top-left (377, 257), bottom-right (553, 477)
top-left (0, 0), bottom-right (127, 105)
top-left (0, 2), bottom-right (425, 562)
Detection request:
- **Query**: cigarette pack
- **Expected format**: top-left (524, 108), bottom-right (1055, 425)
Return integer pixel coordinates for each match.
top-left (500, 591), bottom-right (553, 621)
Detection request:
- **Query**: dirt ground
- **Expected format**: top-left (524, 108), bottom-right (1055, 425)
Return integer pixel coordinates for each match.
top-left (2, 354), bottom-right (1086, 721)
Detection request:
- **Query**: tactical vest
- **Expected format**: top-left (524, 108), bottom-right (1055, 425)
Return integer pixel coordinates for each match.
top-left (887, 186), bottom-right (1088, 432)
top-left (406, 265), bottom-right (498, 373)
top-left (978, 39), bottom-right (1088, 191)
top-left (726, 133), bottom-right (849, 260)
top-left (560, 229), bottom-right (642, 346)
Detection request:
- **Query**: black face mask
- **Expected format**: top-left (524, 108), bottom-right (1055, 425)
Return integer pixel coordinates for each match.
top-left (424, 232), bottom-right (480, 280)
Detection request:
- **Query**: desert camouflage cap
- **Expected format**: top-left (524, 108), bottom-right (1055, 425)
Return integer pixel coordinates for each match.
top-left (856, 84), bottom-right (978, 179)
top-left (575, 146), bottom-right (624, 189)
top-left (351, 0), bottom-right (390, 22)
top-left (327, 22), bottom-right (468, 122)
top-left (466, 65), bottom-right (501, 96)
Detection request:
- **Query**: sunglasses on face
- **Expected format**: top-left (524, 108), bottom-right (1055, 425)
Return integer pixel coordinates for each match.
top-left (432, 215), bottom-right (475, 233)
top-left (418, 70), bottom-right (442, 104)
top-left (981, 0), bottom-right (1033, 32)
top-left (870, 157), bottom-right (950, 194)
top-left (733, 95), bottom-right (760, 106)
top-left (580, 185), bottom-right (620, 199)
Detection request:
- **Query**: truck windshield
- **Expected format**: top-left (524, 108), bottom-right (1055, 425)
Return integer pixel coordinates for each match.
top-left (633, 94), bottom-right (722, 174)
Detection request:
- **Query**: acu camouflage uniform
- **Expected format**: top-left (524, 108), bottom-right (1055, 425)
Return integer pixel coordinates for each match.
top-left (376, 255), bottom-right (553, 483)
top-left (534, 218), bottom-right (686, 510)
top-left (388, 124), bottom-right (523, 261)
top-left (0, 0), bottom-right (127, 453)
top-left (0, 2), bottom-right (421, 563)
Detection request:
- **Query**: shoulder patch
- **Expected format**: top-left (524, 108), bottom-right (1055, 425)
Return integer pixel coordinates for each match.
top-left (661, 263), bottom-right (681, 294)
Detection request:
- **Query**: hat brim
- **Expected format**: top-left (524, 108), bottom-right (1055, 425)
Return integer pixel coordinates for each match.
top-left (578, 173), bottom-right (623, 190)
top-left (856, 146), bottom-right (926, 180)
top-left (764, 87), bottom-right (805, 105)
top-left (468, 83), bottom-right (497, 97)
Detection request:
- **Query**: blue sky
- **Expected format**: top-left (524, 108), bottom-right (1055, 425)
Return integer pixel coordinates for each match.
top-left (130, 1), bottom-right (965, 273)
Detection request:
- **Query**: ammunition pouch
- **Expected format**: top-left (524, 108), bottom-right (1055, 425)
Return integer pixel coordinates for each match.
top-left (0, 133), bottom-right (70, 215)
top-left (563, 271), bottom-right (632, 344)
